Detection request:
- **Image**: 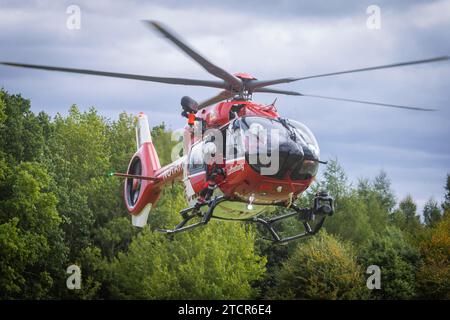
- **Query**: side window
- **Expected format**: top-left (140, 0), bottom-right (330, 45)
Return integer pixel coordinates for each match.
top-left (188, 142), bottom-right (206, 174)
top-left (226, 128), bottom-right (235, 160)
top-left (226, 127), bottom-right (244, 160)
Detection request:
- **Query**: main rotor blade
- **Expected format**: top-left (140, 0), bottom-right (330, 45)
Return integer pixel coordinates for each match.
top-left (248, 55), bottom-right (450, 90)
top-left (254, 87), bottom-right (436, 111)
top-left (253, 87), bottom-right (302, 96)
top-left (198, 90), bottom-right (234, 109)
top-left (146, 20), bottom-right (243, 91)
top-left (0, 61), bottom-right (227, 89)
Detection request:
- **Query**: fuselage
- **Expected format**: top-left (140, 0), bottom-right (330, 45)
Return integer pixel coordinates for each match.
top-left (125, 100), bottom-right (321, 221)
top-left (180, 100), bottom-right (321, 219)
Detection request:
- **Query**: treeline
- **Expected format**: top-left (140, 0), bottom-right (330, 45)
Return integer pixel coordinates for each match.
top-left (0, 89), bottom-right (449, 300)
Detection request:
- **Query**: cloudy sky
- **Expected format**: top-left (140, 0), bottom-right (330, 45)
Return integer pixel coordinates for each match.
top-left (1, 0), bottom-right (449, 215)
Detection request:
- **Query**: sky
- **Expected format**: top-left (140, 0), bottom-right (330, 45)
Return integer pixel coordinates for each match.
top-left (0, 0), bottom-right (449, 215)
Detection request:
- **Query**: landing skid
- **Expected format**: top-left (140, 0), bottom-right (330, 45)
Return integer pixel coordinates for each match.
top-left (253, 203), bottom-right (326, 244)
top-left (156, 192), bottom-right (334, 244)
top-left (156, 196), bottom-right (226, 235)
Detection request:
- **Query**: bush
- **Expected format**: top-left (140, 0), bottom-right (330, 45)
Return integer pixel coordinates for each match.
top-left (358, 227), bottom-right (420, 299)
top-left (108, 221), bottom-right (266, 299)
top-left (416, 214), bottom-right (450, 299)
top-left (267, 231), bottom-right (368, 299)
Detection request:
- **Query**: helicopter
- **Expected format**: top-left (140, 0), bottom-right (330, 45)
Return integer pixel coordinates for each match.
top-left (1, 21), bottom-right (448, 243)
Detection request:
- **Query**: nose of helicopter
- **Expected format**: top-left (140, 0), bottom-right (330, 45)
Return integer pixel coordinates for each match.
top-left (247, 136), bottom-right (319, 180)
top-left (274, 139), bottom-right (305, 179)
top-left (241, 116), bottom-right (320, 181)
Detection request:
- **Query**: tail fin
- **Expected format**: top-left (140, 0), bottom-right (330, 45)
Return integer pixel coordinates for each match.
top-left (124, 113), bottom-right (162, 227)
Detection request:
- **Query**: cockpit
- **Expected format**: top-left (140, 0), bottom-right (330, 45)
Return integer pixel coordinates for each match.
top-left (226, 116), bottom-right (320, 180)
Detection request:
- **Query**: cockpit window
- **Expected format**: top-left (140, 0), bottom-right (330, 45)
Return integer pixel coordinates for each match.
top-left (240, 117), bottom-right (287, 135)
top-left (287, 119), bottom-right (320, 159)
top-left (188, 142), bottom-right (206, 174)
top-left (239, 117), bottom-right (285, 155)
top-left (226, 123), bottom-right (245, 160)
top-left (233, 116), bottom-right (320, 180)
top-left (238, 117), bottom-right (319, 157)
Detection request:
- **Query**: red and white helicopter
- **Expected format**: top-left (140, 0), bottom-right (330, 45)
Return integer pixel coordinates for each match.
top-left (2, 21), bottom-right (447, 243)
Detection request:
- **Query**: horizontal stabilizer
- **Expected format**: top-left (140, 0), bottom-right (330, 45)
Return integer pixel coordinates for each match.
top-left (113, 172), bottom-right (160, 181)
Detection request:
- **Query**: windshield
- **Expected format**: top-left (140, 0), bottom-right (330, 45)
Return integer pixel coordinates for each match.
top-left (234, 116), bottom-right (320, 180)
top-left (286, 119), bottom-right (320, 160)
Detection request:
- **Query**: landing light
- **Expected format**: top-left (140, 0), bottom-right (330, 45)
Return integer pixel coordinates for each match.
top-left (247, 195), bottom-right (255, 210)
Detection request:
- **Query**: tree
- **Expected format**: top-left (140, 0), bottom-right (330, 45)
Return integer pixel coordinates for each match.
top-left (416, 214), bottom-right (450, 299)
top-left (267, 231), bottom-right (368, 299)
top-left (320, 158), bottom-right (349, 201)
top-left (108, 112), bottom-right (136, 173)
top-left (0, 90), bottom-right (48, 165)
top-left (44, 106), bottom-right (112, 259)
top-left (0, 217), bottom-right (33, 298)
top-left (108, 223), bottom-right (266, 299)
top-left (423, 198), bottom-right (442, 227)
top-left (391, 195), bottom-right (423, 241)
top-left (0, 160), bottom-right (68, 299)
top-left (355, 179), bottom-right (390, 235)
top-left (151, 123), bottom-right (177, 165)
top-left (442, 174), bottom-right (450, 212)
top-left (324, 193), bottom-right (375, 246)
top-left (2, 88), bottom-right (449, 300)
top-left (105, 178), bottom-right (266, 300)
top-left (358, 227), bottom-right (420, 299)
top-left (372, 171), bottom-right (396, 212)
top-left (0, 90), bottom-right (6, 130)
top-left (318, 160), bottom-right (384, 245)
top-left (93, 217), bottom-right (136, 260)
top-left (325, 183), bottom-right (390, 246)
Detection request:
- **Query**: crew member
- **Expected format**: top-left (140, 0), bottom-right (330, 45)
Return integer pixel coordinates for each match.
top-left (194, 140), bottom-right (226, 211)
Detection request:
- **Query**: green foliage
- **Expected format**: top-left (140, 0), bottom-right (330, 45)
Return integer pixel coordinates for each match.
top-left (151, 123), bottom-right (177, 165)
top-left (0, 90), bottom-right (6, 128)
top-left (0, 217), bottom-right (34, 298)
top-left (358, 227), bottom-right (420, 299)
top-left (320, 158), bottom-right (349, 201)
top-left (324, 193), bottom-right (375, 246)
top-left (442, 174), bottom-right (450, 212)
top-left (72, 246), bottom-right (106, 299)
top-left (390, 195), bottom-right (424, 243)
top-left (108, 112), bottom-right (136, 173)
top-left (423, 198), bottom-right (442, 227)
top-left (416, 214), bottom-right (450, 299)
top-left (268, 231), bottom-right (368, 299)
top-left (107, 181), bottom-right (265, 299)
top-left (0, 89), bottom-right (448, 300)
top-left (372, 171), bottom-right (396, 212)
top-left (0, 90), bottom-right (48, 164)
top-left (108, 222), bottom-right (266, 299)
top-left (323, 171), bottom-right (392, 246)
top-left (0, 159), bottom-right (67, 299)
